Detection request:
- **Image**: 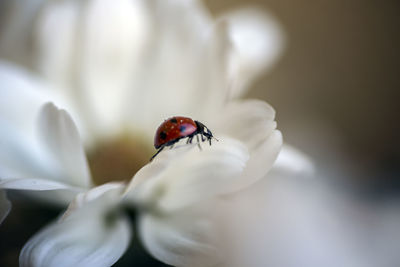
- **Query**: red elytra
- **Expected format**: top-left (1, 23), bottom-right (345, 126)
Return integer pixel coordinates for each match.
top-left (150, 116), bottom-right (216, 161)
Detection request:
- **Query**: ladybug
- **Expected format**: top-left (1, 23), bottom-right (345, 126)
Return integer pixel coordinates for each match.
top-left (150, 116), bottom-right (216, 161)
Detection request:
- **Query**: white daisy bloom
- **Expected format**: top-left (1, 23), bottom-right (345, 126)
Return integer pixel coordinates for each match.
top-left (0, 0), bottom-right (292, 266)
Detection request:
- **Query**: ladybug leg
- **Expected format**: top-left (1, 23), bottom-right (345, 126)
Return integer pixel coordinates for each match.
top-left (189, 136), bottom-right (194, 144)
top-left (201, 131), bottom-right (212, 146)
top-left (196, 135), bottom-right (202, 150)
top-left (203, 134), bottom-right (212, 146)
top-left (150, 146), bottom-right (165, 161)
top-left (169, 143), bottom-right (175, 150)
top-left (205, 128), bottom-right (218, 143)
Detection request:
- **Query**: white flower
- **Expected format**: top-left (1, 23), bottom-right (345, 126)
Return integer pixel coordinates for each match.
top-left (0, 0), bottom-right (288, 266)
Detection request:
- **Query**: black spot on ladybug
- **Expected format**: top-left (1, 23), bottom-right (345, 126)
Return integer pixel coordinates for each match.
top-left (160, 131), bottom-right (167, 140)
top-left (170, 118), bottom-right (178, 123)
top-left (179, 125), bottom-right (186, 132)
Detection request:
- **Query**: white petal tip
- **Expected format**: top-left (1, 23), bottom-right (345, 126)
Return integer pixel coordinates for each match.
top-left (223, 7), bottom-right (286, 68)
top-left (275, 145), bottom-right (315, 175)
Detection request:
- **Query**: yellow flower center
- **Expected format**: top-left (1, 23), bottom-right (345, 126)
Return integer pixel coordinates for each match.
top-left (87, 134), bottom-right (153, 185)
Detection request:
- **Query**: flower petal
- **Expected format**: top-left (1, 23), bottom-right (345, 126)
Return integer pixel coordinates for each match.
top-left (194, 20), bottom-right (234, 120)
top-left (38, 103), bottom-right (92, 188)
top-left (20, 216), bottom-right (131, 267)
top-left (221, 7), bottom-right (285, 99)
top-left (124, 0), bottom-right (234, 133)
top-left (33, 0), bottom-right (80, 86)
top-left (212, 99), bottom-right (276, 150)
top-left (66, 182), bottom-right (125, 214)
top-left (139, 208), bottom-right (219, 267)
top-left (0, 61), bottom-right (59, 138)
top-left (0, 62), bottom-right (78, 182)
top-left (0, 190), bottom-right (11, 225)
top-left (274, 145), bottom-right (315, 175)
top-left (20, 183), bottom-right (130, 267)
top-left (227, 130), bottom-right (282, 193)
top-left (126, 137), bottom-right (249, 213)
top-left (72, 0), bottom-right (150, 137)
top-left (0, 118), bottom-right (55, 181)
top-left (211, 99), bottom-right (282, 192)
top-left (0, 178), bottom-right (81, 191)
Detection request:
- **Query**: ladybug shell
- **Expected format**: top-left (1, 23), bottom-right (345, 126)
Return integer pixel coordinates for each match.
top-left (154, 116), bottom-right (198, 149)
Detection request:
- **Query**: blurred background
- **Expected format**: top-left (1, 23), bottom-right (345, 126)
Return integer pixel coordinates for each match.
top-left (209, 1), bottom-right (400, 266)
top-left (1, 0), bottom-right (399, 266)
top-left (206, 0), bottom-right (400, 195)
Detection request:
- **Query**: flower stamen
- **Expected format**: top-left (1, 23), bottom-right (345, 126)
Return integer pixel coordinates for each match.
top-left (87, 135), bottom-right (153, 185)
